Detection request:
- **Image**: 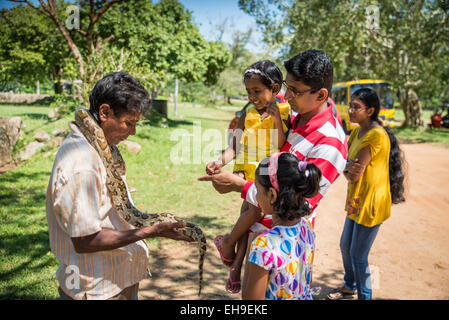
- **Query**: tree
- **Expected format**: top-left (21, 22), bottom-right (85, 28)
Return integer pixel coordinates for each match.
top-left (239, 0), bottom-right (449, 127)
top-left (8, 0), bottom-right (123, 102)
top-left (6, 0), bottom-right (231, 103)
top-left (92, 0), bottom-right (231, 97)
top-left (0, 5), bottom-right (71, 93)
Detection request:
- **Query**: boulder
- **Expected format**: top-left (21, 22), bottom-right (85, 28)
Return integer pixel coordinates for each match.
top-left (48, 109), bottom-right (61, 120)
top-left (120, 140), bottom-right (142, 155)
top-left (52, 128), bottom-right (69, 137)
top-left (34, 130), bottom-right (51, 142)
top-left (48, 136), bottom-right (65, 148)
top-left (18, 141), bottom-right (45, 161)
top-left (0, 116), bottom-right (23, 167)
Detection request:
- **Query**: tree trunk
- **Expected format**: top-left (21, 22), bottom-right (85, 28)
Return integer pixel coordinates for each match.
top-left (53, 64), bottom-right (63, 94)
top-left (399, 88), bottom-right (424, 127)
top-left (210, 86), bottom-right (217, 105)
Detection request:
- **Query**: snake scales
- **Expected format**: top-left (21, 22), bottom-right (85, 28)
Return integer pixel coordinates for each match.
top-left (75, 108), bottom-right (207, 296)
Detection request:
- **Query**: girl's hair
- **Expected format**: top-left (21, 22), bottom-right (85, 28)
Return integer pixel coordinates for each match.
top-left (255, 153), bottom-right (322, 221)
top-left (351, 88), bottom-right (406, 204)
top-left (243, 60), bottom-right (283, 89)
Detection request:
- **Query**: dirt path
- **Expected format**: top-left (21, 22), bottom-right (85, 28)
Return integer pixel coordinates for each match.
top-left (139, 143), bottom-right (449, 300)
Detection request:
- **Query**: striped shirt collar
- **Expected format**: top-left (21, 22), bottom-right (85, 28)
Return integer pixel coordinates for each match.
top-left (292, 101), bottom-right (335, 134)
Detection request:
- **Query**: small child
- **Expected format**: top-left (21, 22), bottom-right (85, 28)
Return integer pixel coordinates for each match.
top-left (206, 60), bottom-right (290, 293)
top-left (242, 152), bottom-right (322, 300)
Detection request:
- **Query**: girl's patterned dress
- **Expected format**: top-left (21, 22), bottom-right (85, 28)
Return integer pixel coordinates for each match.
top-left (248, 218), bottom-right (315, 300)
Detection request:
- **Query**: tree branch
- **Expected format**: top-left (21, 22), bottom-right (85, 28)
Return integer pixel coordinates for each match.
top-left (8, 0), bottom-right (50, 17)
top-left (85, 0), bottom-right (123, 54)
top-left (367, 28), bottom-right (393, 50)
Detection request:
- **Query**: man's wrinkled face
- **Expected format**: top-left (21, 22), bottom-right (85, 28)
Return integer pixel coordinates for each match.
top-left (98, 104), bottom-right (141, 146)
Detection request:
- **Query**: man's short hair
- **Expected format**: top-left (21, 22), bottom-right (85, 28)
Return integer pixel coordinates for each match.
top-left (284, 49), bottom-right (334, 94)
top-left (89, 72), bottom-right (151, 121)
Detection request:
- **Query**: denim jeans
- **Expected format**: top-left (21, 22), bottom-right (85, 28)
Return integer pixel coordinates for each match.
top-left (339, 217), bottom-right (380, 300)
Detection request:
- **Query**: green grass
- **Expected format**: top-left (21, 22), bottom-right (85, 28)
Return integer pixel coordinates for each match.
top-left (0, 102), bottom-right (242, 299)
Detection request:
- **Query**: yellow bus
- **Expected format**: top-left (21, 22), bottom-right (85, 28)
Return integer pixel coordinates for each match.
top-left (331, 79), bottom-right (395, 133)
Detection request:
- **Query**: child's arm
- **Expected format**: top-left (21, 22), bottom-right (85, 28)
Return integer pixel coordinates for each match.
top-left (266, 102), bottom-right (287, 149)
top-left (242, 262), bottom-right (269, 300)
top-left (206, 112), bottom-right (246, 175)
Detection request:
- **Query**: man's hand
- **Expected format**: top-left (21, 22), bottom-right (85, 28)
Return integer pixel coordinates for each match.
top-left (141, 221), bottom-right (193, 242)
top-left (198, 169), bottom-right (246, 194)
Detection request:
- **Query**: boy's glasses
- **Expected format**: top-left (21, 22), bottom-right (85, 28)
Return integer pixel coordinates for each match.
top-left (282, 80), bottom-right (318, 97)
top-left (348, 104), bottom-right (370, 111)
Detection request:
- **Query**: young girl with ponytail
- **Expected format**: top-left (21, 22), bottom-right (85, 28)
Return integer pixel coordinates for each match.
top-left (328, 88), bottom-right (405, 300)
top-left (242, 152), bottom-right (322, 300)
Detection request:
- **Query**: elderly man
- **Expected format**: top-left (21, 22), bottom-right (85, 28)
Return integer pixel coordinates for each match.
top-left (46, 72), bottom-right (191, 300)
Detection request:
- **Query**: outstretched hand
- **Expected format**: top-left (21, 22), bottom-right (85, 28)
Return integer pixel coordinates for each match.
top-left (198, 169), bottom-right (246, 194)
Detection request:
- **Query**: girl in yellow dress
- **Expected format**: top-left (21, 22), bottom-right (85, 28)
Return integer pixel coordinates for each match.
top-left (328, 88), bottom-right (405, 300)
top-left (206, 60), bottom-right (290, 293)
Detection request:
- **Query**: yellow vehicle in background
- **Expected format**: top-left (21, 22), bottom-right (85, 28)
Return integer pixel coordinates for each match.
top-left (331, 80), bottom-right (395, 133)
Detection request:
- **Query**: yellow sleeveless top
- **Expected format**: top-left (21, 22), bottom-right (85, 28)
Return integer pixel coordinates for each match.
top-left (346, 126), bottom-right (391, 227)
top-left (233, 103), bottom-right (290, 181)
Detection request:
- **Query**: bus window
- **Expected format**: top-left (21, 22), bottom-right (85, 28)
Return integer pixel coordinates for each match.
top-left (332, 87), bottom-right (348, 105)
top-left (331, 88), bottom-right (342, 103)
top-left (350, 83), bottom-right (393, 109)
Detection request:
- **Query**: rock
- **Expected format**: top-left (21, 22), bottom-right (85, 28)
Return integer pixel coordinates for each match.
top-left (34, 130), bottom-right (51, 142)
top-left (120, 140), bottom-right (142, 155)
top-left (48, 109), bottom-right (61, 120)
top-left (18, 141), bottom-right (45, 161)
top-left (0, 92), bottom-right (52, 104)
top-left (48, 136), bottom-right (64, 148)
top-left (52, 129), bottom-right (69, 137)
top-left (0, 116), bottom-right (23, 167)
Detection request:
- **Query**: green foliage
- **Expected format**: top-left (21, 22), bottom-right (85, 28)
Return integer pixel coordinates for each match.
top-left (0, 4), bottom-right (72, 90)
top-left (97, 0), bottom-right (232, 91)
top-left (49, 94), bottom-right (82, 116)
top-left (1, 0), bottom-right (232, 103)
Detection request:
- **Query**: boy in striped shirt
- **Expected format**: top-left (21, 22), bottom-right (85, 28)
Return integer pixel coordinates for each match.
top-left (200, 49), bottom-right (347, 262)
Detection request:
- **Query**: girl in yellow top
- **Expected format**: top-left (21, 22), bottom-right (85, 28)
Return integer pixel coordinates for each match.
top-left (328, 88), bottom-right (405, 300)
top-left (206, 60), bottom-right (290, 294)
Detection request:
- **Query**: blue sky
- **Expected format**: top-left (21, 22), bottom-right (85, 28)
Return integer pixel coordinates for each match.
top-left (178, 0), bottom-right (264, 53)
top-left (0, 0), bottom-right (264, 53)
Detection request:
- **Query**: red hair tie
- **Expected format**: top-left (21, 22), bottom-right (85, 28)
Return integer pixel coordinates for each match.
top-left (268, 152), bottom-right (284, 192)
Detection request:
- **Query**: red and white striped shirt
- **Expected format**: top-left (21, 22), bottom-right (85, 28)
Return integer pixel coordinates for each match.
top-left (242, 102), bottom-right (348, 228)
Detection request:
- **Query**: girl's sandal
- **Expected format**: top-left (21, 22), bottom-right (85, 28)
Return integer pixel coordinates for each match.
top-left (225, 275), bottom-right (241, 294)
top-left (213, 235), bottom-right (235, 267)
top-left (327, 287), bottom-right (356, 300)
